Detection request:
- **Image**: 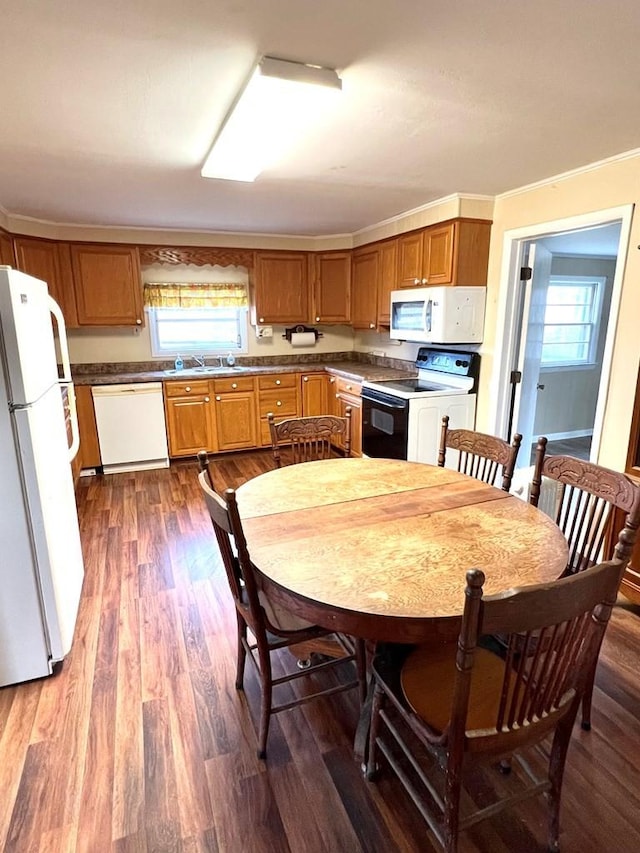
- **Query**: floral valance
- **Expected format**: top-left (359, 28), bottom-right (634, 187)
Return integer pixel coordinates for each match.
top-left (143, 282), bottom-right (248, 309)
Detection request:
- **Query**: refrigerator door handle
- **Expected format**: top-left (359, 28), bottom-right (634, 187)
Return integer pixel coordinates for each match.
top-left (48, 295), bottom-right (79, 461)
top-left (48, 296), bottom-right (71, 382)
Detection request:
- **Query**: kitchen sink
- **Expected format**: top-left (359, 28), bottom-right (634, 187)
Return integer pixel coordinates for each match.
top-left (163, 366), bottom-right (248, 375)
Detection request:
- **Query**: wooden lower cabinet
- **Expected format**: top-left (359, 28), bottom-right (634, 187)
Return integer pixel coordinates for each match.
top-left (333, 376), bottom-right (362, 457)
top-left (257, 373), bottom-right (301, 446)
top-left (213, 377), bottom-right (257, 451)
top-left (164, 380), bottom-right (214, 457)
top-left (301, 372), bottom-right (329, 416)
top-left (608, 501), bottom-right (640, 604)
top-left (76, 385), bottom-right (101, 470)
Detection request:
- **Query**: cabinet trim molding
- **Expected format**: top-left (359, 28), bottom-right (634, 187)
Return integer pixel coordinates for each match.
top-left (139, 246), bottom-right (255, 268)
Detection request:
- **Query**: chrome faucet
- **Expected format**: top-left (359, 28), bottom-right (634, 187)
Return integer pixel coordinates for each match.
top-left (192, 355), bottom-right (206, 368)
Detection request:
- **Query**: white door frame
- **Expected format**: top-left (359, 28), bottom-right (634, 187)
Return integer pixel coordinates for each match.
top-left (487, 204), bottom-right (634, 461)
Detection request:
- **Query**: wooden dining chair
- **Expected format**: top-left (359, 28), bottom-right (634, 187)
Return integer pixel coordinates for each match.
top-left (438, 416), bottom-right (522, 492)
top-left (197, 466), bottom-right (366, 759)
top-left (268, 408), bottom-right (351, 468)
top-left (529, 437), bottom-right (640, 729)
top-left (365, 553), bottom-right (628, 853)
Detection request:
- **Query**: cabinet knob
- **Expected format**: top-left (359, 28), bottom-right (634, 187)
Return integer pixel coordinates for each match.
top-left (259, 317), bottom-right (264, 323)
top-left (232, 382), bottom-right (237, 389)
top-left (185, 386), bottom-right (191, 392)
top-left (216, 395), bottom-right (221, 401)
top-left (347, 385), bottom-right (352, 391)
top-left (303, 376), bottom-right (308, 382)
top-left (369, 323), bottom-right (375, 329)
top-left (276, 400), bottom-right (282, 406)
top-left (275, 379), bottom-right (281, 385)
top-left (421, 278), bottom-right (428, 284)
top-left (330, 377), bottom-right (335, 383)
top-left (204, 396), bottom-right (210, 402)
top-left (414, 278), bottom-right (420, 285)
top-left (315, 316), bottom-right (320, 322)
top-left (136, 318), bottom-right (142, 325)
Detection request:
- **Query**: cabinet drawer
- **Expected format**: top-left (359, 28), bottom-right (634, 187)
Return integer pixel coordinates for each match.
top-left (258, 387), bottom-right (299, 418)
top-left (258, 373), bottom-right (298, 390)
top-left (334, 376), bottom-right (362, 397)
top-left (213, 376), bottom-right (256, 393)
top-left (164, 380), bottom-right (210, 397)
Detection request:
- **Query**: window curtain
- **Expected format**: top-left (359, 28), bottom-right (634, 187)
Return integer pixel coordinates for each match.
top-left (143, 282), bottom-right (248, 308)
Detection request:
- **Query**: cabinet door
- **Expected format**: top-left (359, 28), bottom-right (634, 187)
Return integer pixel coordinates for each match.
top-left (397, 231), bottom-right (424, 287)
top-left (165, 395), bottom-right (213, 457)
top-left (423, 223), bottom-right (455, 285)
top-left (253, 252), bottom-right (309, 324)
top-left (336, 394), bottom-right (362, 457)
top-left (377, 239), bottom-right (398, 326)
top-left (301, 373), bottom-right (329, 416)
top-left (351, 249), bottom-right (379, 330)
top-left (215, 393), bottom-right (257, 451)
top-left (312, 252), bottom-right (351, 324)
top-left (0, 231), bottom-right (15, 266)
top-left (71, 244), bottom-right (143, 326)
top-left (13, 237), bottom-right (79, 327)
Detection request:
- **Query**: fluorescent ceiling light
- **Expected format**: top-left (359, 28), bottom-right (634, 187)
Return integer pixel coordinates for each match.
top-left (201, 56), bottom-right (342, 183)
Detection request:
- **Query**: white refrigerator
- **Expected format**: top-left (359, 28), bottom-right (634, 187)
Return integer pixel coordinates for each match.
top-left (0, 267), bottom-right (84, 686)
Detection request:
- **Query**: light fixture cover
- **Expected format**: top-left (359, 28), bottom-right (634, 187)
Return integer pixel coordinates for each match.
top-left (201, 56), bottom-right (342, 182)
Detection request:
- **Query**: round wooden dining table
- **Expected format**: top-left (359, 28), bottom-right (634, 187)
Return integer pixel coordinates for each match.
top-left (236, 457), bottom-right (569, 643)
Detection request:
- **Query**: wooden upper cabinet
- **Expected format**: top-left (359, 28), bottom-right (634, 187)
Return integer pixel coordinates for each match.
top-left (396, 219), bottom-right (491, 288)
top-left (397, 231), bottom-right (424, 287)
top-left (71, 244), bottom-right (143, 326)
top-left (13, 236), bottom-right (79, 327)
top-left (0, 230), bottom-right (15, 266)
top-left (311, 251), bottom-right (351, 324)
top-left (351, 248), bottom-right (379, 330)
top-left (376, 239), bottom-right (398, 326)
top-left (252, 251), bottom-right (309, 324)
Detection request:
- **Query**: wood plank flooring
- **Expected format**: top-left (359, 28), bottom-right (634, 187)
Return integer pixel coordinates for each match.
top-left (1, 450), bottom-right (640, 852)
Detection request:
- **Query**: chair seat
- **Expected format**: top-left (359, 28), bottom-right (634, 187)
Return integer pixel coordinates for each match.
top-left (401, 642), bottom-right (514, 734)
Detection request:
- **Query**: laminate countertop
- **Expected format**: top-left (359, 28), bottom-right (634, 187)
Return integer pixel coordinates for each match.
top-left (71, 359), bottom-right (415, 387)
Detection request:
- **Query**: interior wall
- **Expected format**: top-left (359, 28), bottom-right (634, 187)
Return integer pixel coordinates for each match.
top-left (67, 263), bottom-right (355, 364)
top-left (533, 256), bottom-right (616, 437)
top-left (478, 154), bottom-right (640, 470)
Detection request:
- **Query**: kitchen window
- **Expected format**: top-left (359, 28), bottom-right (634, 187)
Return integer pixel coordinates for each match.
top-left (144, 282), bottom-right (249, 356)
top-left (541, 276), bottom-right (604, 367)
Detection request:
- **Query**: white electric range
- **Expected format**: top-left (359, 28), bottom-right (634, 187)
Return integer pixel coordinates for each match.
top-left (361, 347), bottom-right (480, 464)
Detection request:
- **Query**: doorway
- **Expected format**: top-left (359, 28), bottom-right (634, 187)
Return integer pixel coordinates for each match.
top-left (490, 205), bottom-right (633, 474)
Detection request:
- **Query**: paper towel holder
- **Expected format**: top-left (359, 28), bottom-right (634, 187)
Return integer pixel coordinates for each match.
top-left (282, 324), bottom-right (323, 344)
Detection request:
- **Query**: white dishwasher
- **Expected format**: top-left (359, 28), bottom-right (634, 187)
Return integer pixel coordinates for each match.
top-left (92, 383), bottom-right (169, 474)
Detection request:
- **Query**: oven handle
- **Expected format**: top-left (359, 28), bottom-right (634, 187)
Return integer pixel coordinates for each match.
top-left (361, 389), bottom-right (408, 409)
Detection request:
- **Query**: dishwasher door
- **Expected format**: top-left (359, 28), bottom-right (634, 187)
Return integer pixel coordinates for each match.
top-left (91, 383), bottom-right (169, 473)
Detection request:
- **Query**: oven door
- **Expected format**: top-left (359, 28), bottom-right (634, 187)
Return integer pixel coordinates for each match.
top-left (361, 387), bottom-right (409, 459)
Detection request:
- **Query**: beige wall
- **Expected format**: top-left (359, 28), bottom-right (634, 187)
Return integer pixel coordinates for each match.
top-left (477, 154), bottom-right (640, 470)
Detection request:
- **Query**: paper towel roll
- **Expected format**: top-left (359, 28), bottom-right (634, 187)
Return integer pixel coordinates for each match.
top-left (290, 331), bottom-right (316, 347)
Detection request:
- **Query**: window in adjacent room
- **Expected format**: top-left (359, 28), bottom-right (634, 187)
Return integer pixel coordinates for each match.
top-left (144, 282), bottom-right (249, 356)
top-left (540, 276), bottom-right (605, 367)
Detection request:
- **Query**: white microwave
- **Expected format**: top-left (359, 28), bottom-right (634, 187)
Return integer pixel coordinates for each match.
top-left (389, 286), bottom-right (486, 344)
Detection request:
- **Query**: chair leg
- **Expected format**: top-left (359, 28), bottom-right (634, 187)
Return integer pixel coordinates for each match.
top-left (356, 638), bottom-right (367, 706)
top-left (235, 613), bottom-right (247, 690)
top-left (580, 645), bottom-right (602, 731)
top-left (365, 682), bottom-right (385, 780)
top-left (547, 707), bottom-right (576, 853)
top-left (256, 642), bottom-right (274, 760)
top-left (443, 751), bottom-right (463, 853)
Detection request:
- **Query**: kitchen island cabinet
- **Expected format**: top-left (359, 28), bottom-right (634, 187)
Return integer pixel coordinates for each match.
top-left (164, 379), bottom-right (214, 457)
top-left (71, 243), bottom-right (143, 326)
top-left (252, 251), bottom-right (309, 324)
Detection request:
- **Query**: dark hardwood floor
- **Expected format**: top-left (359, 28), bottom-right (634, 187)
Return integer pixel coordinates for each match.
top-left (1, 450), bottom-right (640, 852)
